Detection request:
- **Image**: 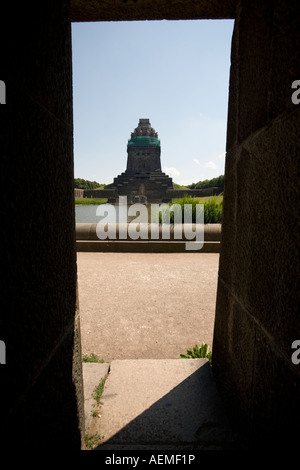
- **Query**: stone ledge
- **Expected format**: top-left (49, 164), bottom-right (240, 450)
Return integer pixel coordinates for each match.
top-left (76, 223), bottom-right (222, 241)
top-left (75, 223), bottom-right (221, 252)
top-left (76, 240), bottom-right (220, 253)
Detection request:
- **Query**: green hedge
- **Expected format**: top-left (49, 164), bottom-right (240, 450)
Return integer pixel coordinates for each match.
top-left (164, 196), bottom-right (223, 223)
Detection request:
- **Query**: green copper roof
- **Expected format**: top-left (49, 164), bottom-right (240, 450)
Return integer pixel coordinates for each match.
top-left (127, 136), bottom-right (161, 147)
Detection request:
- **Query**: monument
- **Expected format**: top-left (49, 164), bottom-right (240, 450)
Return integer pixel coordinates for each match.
top-left (112, 119), bottom-right (173, 203)
top-left (78, 119), bottom-right (221, 202)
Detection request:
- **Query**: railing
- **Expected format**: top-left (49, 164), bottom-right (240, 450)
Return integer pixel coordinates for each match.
top-left (75, 223), bottom-right (221, 253)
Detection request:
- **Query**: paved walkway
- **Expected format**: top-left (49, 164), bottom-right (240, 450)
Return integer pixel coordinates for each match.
top-left (77, 252), bottom-right (219, 362)
top-left (83, 359), bottom-right (237, 450)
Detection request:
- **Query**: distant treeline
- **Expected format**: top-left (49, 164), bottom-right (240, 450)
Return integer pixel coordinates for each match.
top-left (74, 178), bottom-right (104, 189)
top-left (188, 175), bottom-right (224, 191)
top-left (74, 175), bottom-right (225, 191)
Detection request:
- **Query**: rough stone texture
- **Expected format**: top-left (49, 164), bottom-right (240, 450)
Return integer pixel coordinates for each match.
top-left (0, 2), bottom-right (84, 450)
top-left (127, 119), bottom-right (161, 172)
top-left (71, 0), bottom-right (238, 21)
top-left (212, 0), bottom-right (300, 449)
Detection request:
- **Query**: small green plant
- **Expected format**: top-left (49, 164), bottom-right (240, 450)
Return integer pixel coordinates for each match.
top-left (84, 431), bottom-right (104, 449)
top-left (180, 342), bottom-right (212, 364)
top-left (82, 353), bottom-right (104, 363)
top-left (90, 374), bottom-right (108, 421)
top-left (92, 376), bottom-right (106, 406)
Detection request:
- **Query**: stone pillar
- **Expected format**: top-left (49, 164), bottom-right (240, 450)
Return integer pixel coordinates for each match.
top-left (212, 0), bottom-right (300, 449)
top-left (0, 2), bottom-right (84, 449)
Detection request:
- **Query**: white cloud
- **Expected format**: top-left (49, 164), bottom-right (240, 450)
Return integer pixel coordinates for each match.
top-left (218, 152), bottom-right (226, 159)
top-left (204, 161), bottom-right (218, 169)
top-left (164, 166), bottom-right (180, 177)
top-left (193, 159), bottom-right (201, 166)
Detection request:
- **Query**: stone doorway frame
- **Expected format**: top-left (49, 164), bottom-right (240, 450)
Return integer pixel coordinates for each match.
top-left (71, 0), bottom-right (300, 449)
top-left (2, 0), bottom-right (299, 451)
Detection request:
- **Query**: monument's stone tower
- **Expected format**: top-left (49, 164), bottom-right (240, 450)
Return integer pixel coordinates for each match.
top-left (113, 119), bottom-right (173, 203)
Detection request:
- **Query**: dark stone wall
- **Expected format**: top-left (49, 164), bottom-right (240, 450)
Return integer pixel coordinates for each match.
top-left (127, 146), bottom-right (161, 173)
top-left (81, 187), bottom-right (220, 203)
top-left (0, 2), bottom-right (84, 450)
top-left (83, 188), bottom-right (118, 201)
top-left (167, 188), bottom-right (221, 199)
top-left (212, 0), bottom-right (300, 449)
top-left (1, 0), bottom-right (299, 452)
top-left (71, 0), bottom-right (237, 21)
top-left (74, 188), bottom-right (84, 198)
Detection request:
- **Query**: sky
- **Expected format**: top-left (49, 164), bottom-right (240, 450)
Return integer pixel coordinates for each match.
top-left (71, 19), bottom-right (234, 187)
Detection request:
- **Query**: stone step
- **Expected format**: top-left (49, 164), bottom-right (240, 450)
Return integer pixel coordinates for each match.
top-left (83, 359), bottom-right (237, 450)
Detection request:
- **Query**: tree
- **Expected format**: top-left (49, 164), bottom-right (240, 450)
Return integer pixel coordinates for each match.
top-left (188, 175), bottom-right (224, 191)
top-left (74, 178), bottom-right (103, 189)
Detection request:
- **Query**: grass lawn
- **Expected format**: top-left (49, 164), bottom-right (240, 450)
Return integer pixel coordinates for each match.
top-left (75, 195), bottom-right (223, 205)
top-left (172, 195), bottom-right (223, 204)
top-left (75, 198), bottom-right (108, 205)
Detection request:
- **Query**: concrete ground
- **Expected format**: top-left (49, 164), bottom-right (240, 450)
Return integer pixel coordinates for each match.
top-left (83, 359), bottom-right (236, 450)
top-left (77, 252), bottom-right (219, 362)
top-left (78, 253), bottom-right (238, 450)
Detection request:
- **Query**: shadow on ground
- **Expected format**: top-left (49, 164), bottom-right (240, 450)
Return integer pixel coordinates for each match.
top-left (94, 360), bottom-right (239, 450)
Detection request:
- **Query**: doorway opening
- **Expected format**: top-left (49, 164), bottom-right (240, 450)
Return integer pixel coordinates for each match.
top-left (71, 19), bottom-right (233, 363)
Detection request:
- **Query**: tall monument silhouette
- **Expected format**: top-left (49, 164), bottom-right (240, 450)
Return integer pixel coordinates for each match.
top-left (113, 119), bottom-right (173, 203)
